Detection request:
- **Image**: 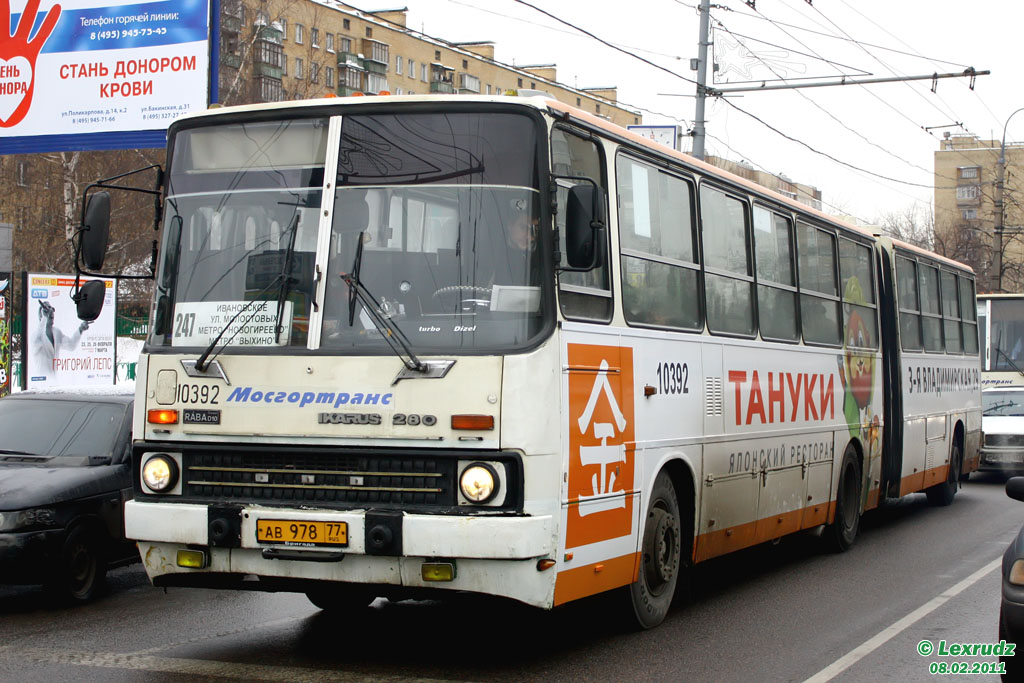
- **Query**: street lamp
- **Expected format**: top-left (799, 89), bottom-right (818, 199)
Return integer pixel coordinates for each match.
top-left (991, 106), bottom-right (1024, 292)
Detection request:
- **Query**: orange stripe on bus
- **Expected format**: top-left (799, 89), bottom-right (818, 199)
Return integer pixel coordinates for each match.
top-left (553, 552), bottom-right (640, 606)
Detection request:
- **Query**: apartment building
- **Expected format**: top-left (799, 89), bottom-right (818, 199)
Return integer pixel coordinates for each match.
top-left (218, 1), bottom-right (641, 127)
top-left (934, 133), bottom-right (1024, 290)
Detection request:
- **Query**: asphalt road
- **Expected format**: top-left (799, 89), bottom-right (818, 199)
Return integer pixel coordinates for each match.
top-left (0, 473), bottom-right (1020, 682)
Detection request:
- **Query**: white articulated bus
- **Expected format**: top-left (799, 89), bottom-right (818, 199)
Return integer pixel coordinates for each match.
top-left (76, 94), bottom-right (981, 628)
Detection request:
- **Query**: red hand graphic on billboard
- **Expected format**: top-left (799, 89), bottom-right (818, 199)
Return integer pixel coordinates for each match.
top-left (0, 0), bottom-right (61, 128)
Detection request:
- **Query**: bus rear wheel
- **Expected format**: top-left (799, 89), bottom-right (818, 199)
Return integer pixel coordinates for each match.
top-left (926, 442), bottom-right (961, 507)
top-left (825, 445), bottom-right (862, 552)
top-left (628, 470), bottom-right (682, 629)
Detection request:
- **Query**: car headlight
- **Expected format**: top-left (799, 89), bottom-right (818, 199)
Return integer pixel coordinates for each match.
top-left (460, 463), bottom-right (499, 504)
top-left (142, 454), bottom-right (179, 493)
top-left (1010, 559), bottom-right (1024, 586)
top-left (0, 508), bottom-right (57, 532)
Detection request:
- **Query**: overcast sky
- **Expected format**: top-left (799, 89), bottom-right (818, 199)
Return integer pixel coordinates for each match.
top-left (399, 0), bottom-right (1024, 225)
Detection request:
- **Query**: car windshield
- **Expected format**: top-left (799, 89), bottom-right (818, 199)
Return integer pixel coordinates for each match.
top-left (983, 391), bottom-right (1024, 416)
top-left (152, 110), bottom-right (547, 355)
top-left (0, 399), bottom-right (126, 458)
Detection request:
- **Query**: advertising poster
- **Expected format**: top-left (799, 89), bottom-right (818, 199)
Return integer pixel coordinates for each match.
top-left (0, 273), bottom-right (9, 397)
top-left (23, 272), bottom-right (116, 389)
top-left (0, 0), bottom-right (211, 153)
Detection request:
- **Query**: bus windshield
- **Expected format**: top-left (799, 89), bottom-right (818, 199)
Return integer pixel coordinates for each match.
top-left (152, 110), bottom-right (547, 354)
top-left (989, 298), bottom-right (1024, 371)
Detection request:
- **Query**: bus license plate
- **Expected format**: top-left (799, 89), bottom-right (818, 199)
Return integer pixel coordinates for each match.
top-left (256, 519), bottom-right (348, 547)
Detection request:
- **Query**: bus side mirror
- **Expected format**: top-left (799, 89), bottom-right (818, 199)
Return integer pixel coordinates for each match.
top-left (74, 279), bottom-right (107, 322)
top-left (81, 191), bottom-right (111, 271)
top-left (565, 184), bottom-right (605, 269)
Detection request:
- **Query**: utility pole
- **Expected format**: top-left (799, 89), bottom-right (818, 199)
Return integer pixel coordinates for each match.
top-left (686, 2), bottom-right (988, 161)
top-left (992, 107), bottom-right (1024, 293)
top-left (691, 0), bottom-right (711, 160)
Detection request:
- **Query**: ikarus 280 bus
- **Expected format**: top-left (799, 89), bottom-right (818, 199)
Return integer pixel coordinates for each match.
top-left (74, 94), bottom-right (981, 629)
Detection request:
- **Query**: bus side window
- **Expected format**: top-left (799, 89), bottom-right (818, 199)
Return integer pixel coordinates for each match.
top-left (796, 221), bottom-right (841, 346)
top-left (919, 263), bottom-right (943, 352)
top-left (896, 257), bottom-right (922, 351)
top-left (616, 154), bottom-right (701, 330)
top-left (838, 238), bottom-right (877, 349)
top-left (700, 185), bottom-right (754, 336)
top-left (552, 127), bottom-right (611, 322)
top-left (940, 270), bottom-right (962, 353)
top-left (960, 276), bottom-right (978, 355)
top-left (754, 206), bottom-right (798, 342)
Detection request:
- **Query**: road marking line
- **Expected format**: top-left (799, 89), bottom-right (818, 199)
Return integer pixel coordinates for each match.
top-left (0, 645), bottom-right (456, 683)
top-left (802, 557), bottom-right (1002, 683)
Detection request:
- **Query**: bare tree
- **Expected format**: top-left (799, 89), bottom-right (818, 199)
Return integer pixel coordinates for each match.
top-left (877, 204), bottom-right (935, 250)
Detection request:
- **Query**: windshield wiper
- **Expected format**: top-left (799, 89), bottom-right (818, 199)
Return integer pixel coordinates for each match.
top-left (340, 232), bottom-right (426, 374)
top-left (194, 271), bottom-right (287, 372)
top-left (995, 346), bottom-right (1024, 377)
top-left (984, 401), bottom-right (1017, 415)
top-left (274, 212), bottom-right (300, 344)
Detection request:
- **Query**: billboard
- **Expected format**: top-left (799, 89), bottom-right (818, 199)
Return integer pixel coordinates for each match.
top-left (0, 0), bottom-right (212, 154)
top-left (22, 272), bottom-right (116, 389)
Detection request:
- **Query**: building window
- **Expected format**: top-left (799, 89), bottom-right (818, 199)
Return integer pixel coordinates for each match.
top-left (326, 66), bottom-right (335, 87)
top-left (422, 63), bottom-right (428, 81)
top-left (295, 57), bottom-right (303, 79)
top-left (435, 50), bottom-right (441, 60)
top-left (340, 36), bottom-right (351, 53)
top-left (486, 84), bottom-right (491, 94)
top-left (294, 23), bottom-right (303, 44)
top-left (396, 55), bottom-right (402, 73)
top-left (407, 59), bottom-right (414, 77)
top-left (366, 72), bottom-right (386, 93)
top-left (959, 166), bottom-right (980, 180)
top-left (281, 56), bottom-right (287, 76)
top-left (395, 87), bottom-right (401, 95)
top-left (16, 161), bottom-right (27, 187)
top-left (956, 185), bottom-right (979, 201)
top-left (280, 17), bottom-right (287, 40)
top-left (462, 59), bottom-right (468, 68)
top-left (343, 18), bottom-right (350, 29)
top-left (517, 77), bottom-right (522, 87)
top-left (326, 33), bottom-right (334, 52)
top-left (365, 27), bottom-right (372, 37)
top-left (530, 81), bottom-right (535, 88)
top-left (255, 10), bottom-right (268, 25)
top-left (962, 209), bottom-right (977, 220)
top-left (311, 27), bottom-right (320, 48)
top-left (311, 62), bottom-right (320, 83)
top-left (576, 97), bottom-right (581, 106)
top-left (255, 76), bottom-right (283, 102)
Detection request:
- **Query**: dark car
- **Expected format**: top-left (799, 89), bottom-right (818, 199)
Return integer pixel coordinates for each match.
top-left (0, 389), bottom-right (136, 602)
top-left (1001, 477), bottom-right (1024, 678)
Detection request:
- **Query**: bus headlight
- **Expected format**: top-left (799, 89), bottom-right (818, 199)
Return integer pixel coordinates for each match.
top-left (459, 463), bottom-right (499, 504)
top-left (142, 454), bottom-right (179, 493)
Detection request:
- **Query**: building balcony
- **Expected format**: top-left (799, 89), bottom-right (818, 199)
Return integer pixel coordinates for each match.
top-left (221, 53), bottom-right (242, 70)
top-left (430, 81), bottom-right (454, 94)
top-left (364, 60), bottom-right (387, 75)
top-left (253, 62), bottom-right (282, 79)
top-left (221, 14), bottom-right (241, 33)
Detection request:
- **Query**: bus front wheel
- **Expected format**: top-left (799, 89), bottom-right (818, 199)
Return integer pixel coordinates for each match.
top-left (825, 445), bottom-right (862, 552)
top-left (628, 470), bottom-right (682, 629)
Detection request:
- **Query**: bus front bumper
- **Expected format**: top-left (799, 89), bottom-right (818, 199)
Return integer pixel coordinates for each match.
top-left (126, 500), bottom-right (558, 608)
